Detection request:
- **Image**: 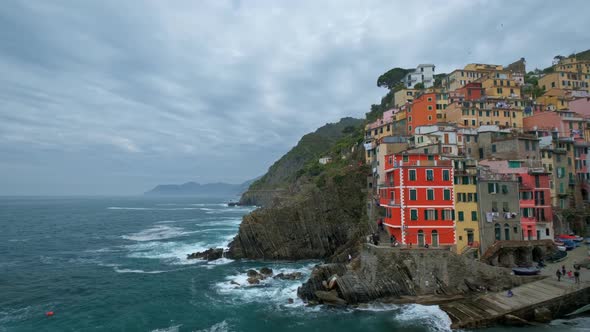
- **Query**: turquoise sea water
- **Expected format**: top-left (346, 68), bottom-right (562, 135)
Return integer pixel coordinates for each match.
top-left (1, 196), bottom-right (588, 332)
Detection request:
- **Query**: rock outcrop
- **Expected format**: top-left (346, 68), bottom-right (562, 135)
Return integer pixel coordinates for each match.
top-left (227, 164), bottom-right (368, 261)
top-left (298, 245), bottom-right (540, 305)
top-left (187, 248), bottom-right (224, 261)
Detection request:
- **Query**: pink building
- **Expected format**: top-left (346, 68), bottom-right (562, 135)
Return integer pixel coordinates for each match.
top-left (523, 110), bottom-right (586, 139)
top-left (570, 97), bottom-right (590, 118)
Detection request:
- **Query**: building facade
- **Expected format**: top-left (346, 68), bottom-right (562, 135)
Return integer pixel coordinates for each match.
top-left (380, 153), bottom-right (455, 247)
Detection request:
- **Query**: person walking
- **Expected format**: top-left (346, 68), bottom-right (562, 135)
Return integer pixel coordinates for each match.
top-left (562, 265), bottom-right (566, 276)
top-left (556, 270), bottom-right (562, 282)
top-left (574, 270), bottom-right (580, 284)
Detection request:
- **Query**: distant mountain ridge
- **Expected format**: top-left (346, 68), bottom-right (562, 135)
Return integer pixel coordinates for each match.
top-left (145, 178), bottom-right (257, 197)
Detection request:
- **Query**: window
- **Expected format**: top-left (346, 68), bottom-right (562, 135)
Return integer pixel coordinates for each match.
top-left (403, 155), bottom-right (409, 162)
top-left (408, 116), bottom-right (412, 123)
top-left (409, 169), bottom-right (416, 181)
top-left (442, 210), bottom-right (453, 220)
top-left (501, 185), bottom-right (508, 194)
top-left (471, 211), bottom-right (477, 221)
top-left (492, 144), bottom-right (496, 153)
top-left (427, 105), bottom-right (433, 111)
top-left (488, 182), bottom-right (498, 193)
top-left (409, 189), bottom-right (417, 200)
top-left (492, 201), bottom-right (498, 212)
top-left (410, 209), bottom-right (418, 220)
top-left (503, 201), bottom-right (509, 212)
top-left (428, 115), bottom-right (432, 121)
top-left (443, 170), bottom-right (450, 181)
top-left (443, 189), bottom-right (451, 200)
top-left (427, 189), bottom-right (434, 200)
top-left (426, 169), bottom-right (434, 181)
top-left (458, 211), bottom-right (464, 221)
top-left (525, 140), bottom-right (530, 151)
top-left (425, 209), bottom-right (437, 220)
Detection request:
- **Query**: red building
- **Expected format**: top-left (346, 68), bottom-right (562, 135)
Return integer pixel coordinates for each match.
top-left (455, 82), bottom-right (483, 101)
top-left (407, 93), bottom-right (438, 135)
top-left (379, 153), bottom-right (455, 247)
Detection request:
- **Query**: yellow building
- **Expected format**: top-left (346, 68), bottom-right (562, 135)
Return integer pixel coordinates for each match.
top-left (481, 77), bottom-right (521, 98)
top-left (555, 57), bottom-right (590, 75)
top-left (539, 72), bottom-right (589, 91)
top-left (536, 89), bottom-right (572, 110)
top-left (444, 99), bottom-right (523, 129)
top-left (453, 159), bottom-right (480, 254)
top-left (393, 89), bottom-right (416, 107)
top-left (464, 63), bottom-right (504, 71)
top-left (444, 69), bottom-right (487, 91)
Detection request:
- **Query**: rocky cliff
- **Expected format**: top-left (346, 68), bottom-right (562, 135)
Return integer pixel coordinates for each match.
top-left (298, 245), bottom-right (539, 305)
top-left (240, 117), bottom-right (363, 207)
top-left (228, 161), bottom-right (369, 261)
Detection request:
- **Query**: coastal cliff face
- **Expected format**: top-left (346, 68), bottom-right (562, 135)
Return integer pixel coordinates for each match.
top-left (298, 246), bottom-right (538, 305)
top-left (228, 163), bottom-right (369, 260)
top-left (239, 117), bottom-right (363, 207)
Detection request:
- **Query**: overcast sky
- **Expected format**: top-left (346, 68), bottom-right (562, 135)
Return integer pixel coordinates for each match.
top-left (1, 0), bottom-right (588, 195)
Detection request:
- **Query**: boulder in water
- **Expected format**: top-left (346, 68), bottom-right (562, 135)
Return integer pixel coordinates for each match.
top-left (274, 272), bottom-right (303, 280)
top-left (187, 248), bottom-right (224, 261)
top-left (533, 307), bottom-right (552, 323)
top-left (247, 269), bottom-right (259, 277)
top-left (260, 267), bottom-right (273, 276)
top-left (247, 277), bottom-right (261, 285)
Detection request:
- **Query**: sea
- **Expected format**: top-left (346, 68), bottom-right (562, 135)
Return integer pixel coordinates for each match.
top-left (1, 196), bottom-right (589, 332)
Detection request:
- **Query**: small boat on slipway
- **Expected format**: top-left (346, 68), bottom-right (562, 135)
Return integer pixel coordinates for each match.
top-left (512, 267), bottom-right (541, 276)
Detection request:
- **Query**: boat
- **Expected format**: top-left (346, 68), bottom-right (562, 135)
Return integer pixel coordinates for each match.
top-left (547, 250), bottom-right (567, 263)
top-left (585, 237), bottom-right (590, 245)
top-left (512, 267), bottom-right (541, 276)
top-left (560, 239), bottom-right (576, 250)
top-left (556, 245), bottom-right (567, 252)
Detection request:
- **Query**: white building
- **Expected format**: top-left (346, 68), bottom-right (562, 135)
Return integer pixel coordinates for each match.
top-left (319, 157), bottom-right (332, 165)
top-left (402, 64), bottom-right (435, 89)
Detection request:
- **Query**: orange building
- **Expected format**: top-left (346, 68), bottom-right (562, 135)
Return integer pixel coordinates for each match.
top-left (406, 92), bottom-right (438, 135)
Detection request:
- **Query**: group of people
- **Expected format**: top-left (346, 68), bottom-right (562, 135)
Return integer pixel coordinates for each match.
top-left (556, 264), bottom-right (582, 284)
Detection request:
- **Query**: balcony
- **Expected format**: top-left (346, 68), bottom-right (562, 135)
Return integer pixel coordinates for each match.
top-left (399, 160), bottom-right (453, 167)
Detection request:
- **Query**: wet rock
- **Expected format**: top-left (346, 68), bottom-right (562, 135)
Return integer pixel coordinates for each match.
top-left (534, 307), bottom-right (552, 323)
top-left (274, 272), bottom-right (303, 280)
top-left (315, 290), bottom-right (347, 306)
top-left (504, 314), bottom-right (532, 326)
top-left (187, 248), bottom-right (224, 261)
top-left (230, 281), bottom-right (240, 286)
top-left (260, 267), bottom-right (273, 276)
top-left (288, 298), bottom-right (294, 304)
top-left (247, 269), bottom-right (259, 277)
top-left (247, 277), bottom-right (261, 285)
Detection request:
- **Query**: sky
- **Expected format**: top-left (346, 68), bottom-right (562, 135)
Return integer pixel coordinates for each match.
top-left (1, 0), bottom-right (589, 195)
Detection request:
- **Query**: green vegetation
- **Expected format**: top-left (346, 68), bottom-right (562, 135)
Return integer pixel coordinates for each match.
top-left (376, 67), bottom-right (410, 89)
top-left (413, 82), bottom-right (425, 89)
top-left (248, 117), bottom-right (364, 191)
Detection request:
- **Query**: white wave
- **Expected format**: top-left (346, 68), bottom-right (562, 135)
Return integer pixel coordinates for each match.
top-left (201, 257), bottom-right (235, 269)
top-left (113, 267), bottom-right (167, 274)
top-left (396, 304), bottom-right (452, 332)
top-left (355, 302), bottom-right (400, 312)
top-left (126, 241), bottom-right (209, 265)
top-left (195, 321), bottom-right (229, 332)
top-left (155, 220), bottom-right (179, 224)
top-left (151, 324), bottom-right (182, 332)
top-left (122, 225), bottom-right (194, 242)
top-left (214, 264), bottom-right (315, 307)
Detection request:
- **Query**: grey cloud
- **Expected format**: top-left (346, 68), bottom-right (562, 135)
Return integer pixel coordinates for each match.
top-left (0, 0), bottom-right (589, 195)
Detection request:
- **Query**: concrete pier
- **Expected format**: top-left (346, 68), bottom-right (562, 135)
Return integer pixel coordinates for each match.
top-left (441, 245), bottom-right (590, 329)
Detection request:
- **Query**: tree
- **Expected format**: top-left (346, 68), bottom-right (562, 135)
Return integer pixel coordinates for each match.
top-left (377, 68), bottom-right (410, 89)
top-left (414, 82), bottom-right (425, 89)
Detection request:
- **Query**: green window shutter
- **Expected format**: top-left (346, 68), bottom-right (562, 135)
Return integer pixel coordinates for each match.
top-left (488, 183), bottom-right (494, 193)
top-left (434, 210), bottom-right (438, 220)
top-left (471, 211), bottom-right (477, 221)
top-left (458, 211), bottom-right (464, 221)
top-left (444, 190), bottom-right (450, 200)
top-left (451, 210), bottom-right (455, 220)
top-left (424, 210), bottom-right (428, 220)
top-left (474, 193), bottom-right (478, 202)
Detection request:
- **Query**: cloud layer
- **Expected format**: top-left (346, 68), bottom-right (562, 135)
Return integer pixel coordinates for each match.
top-left (1, 0), bottom-right (588, 195)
